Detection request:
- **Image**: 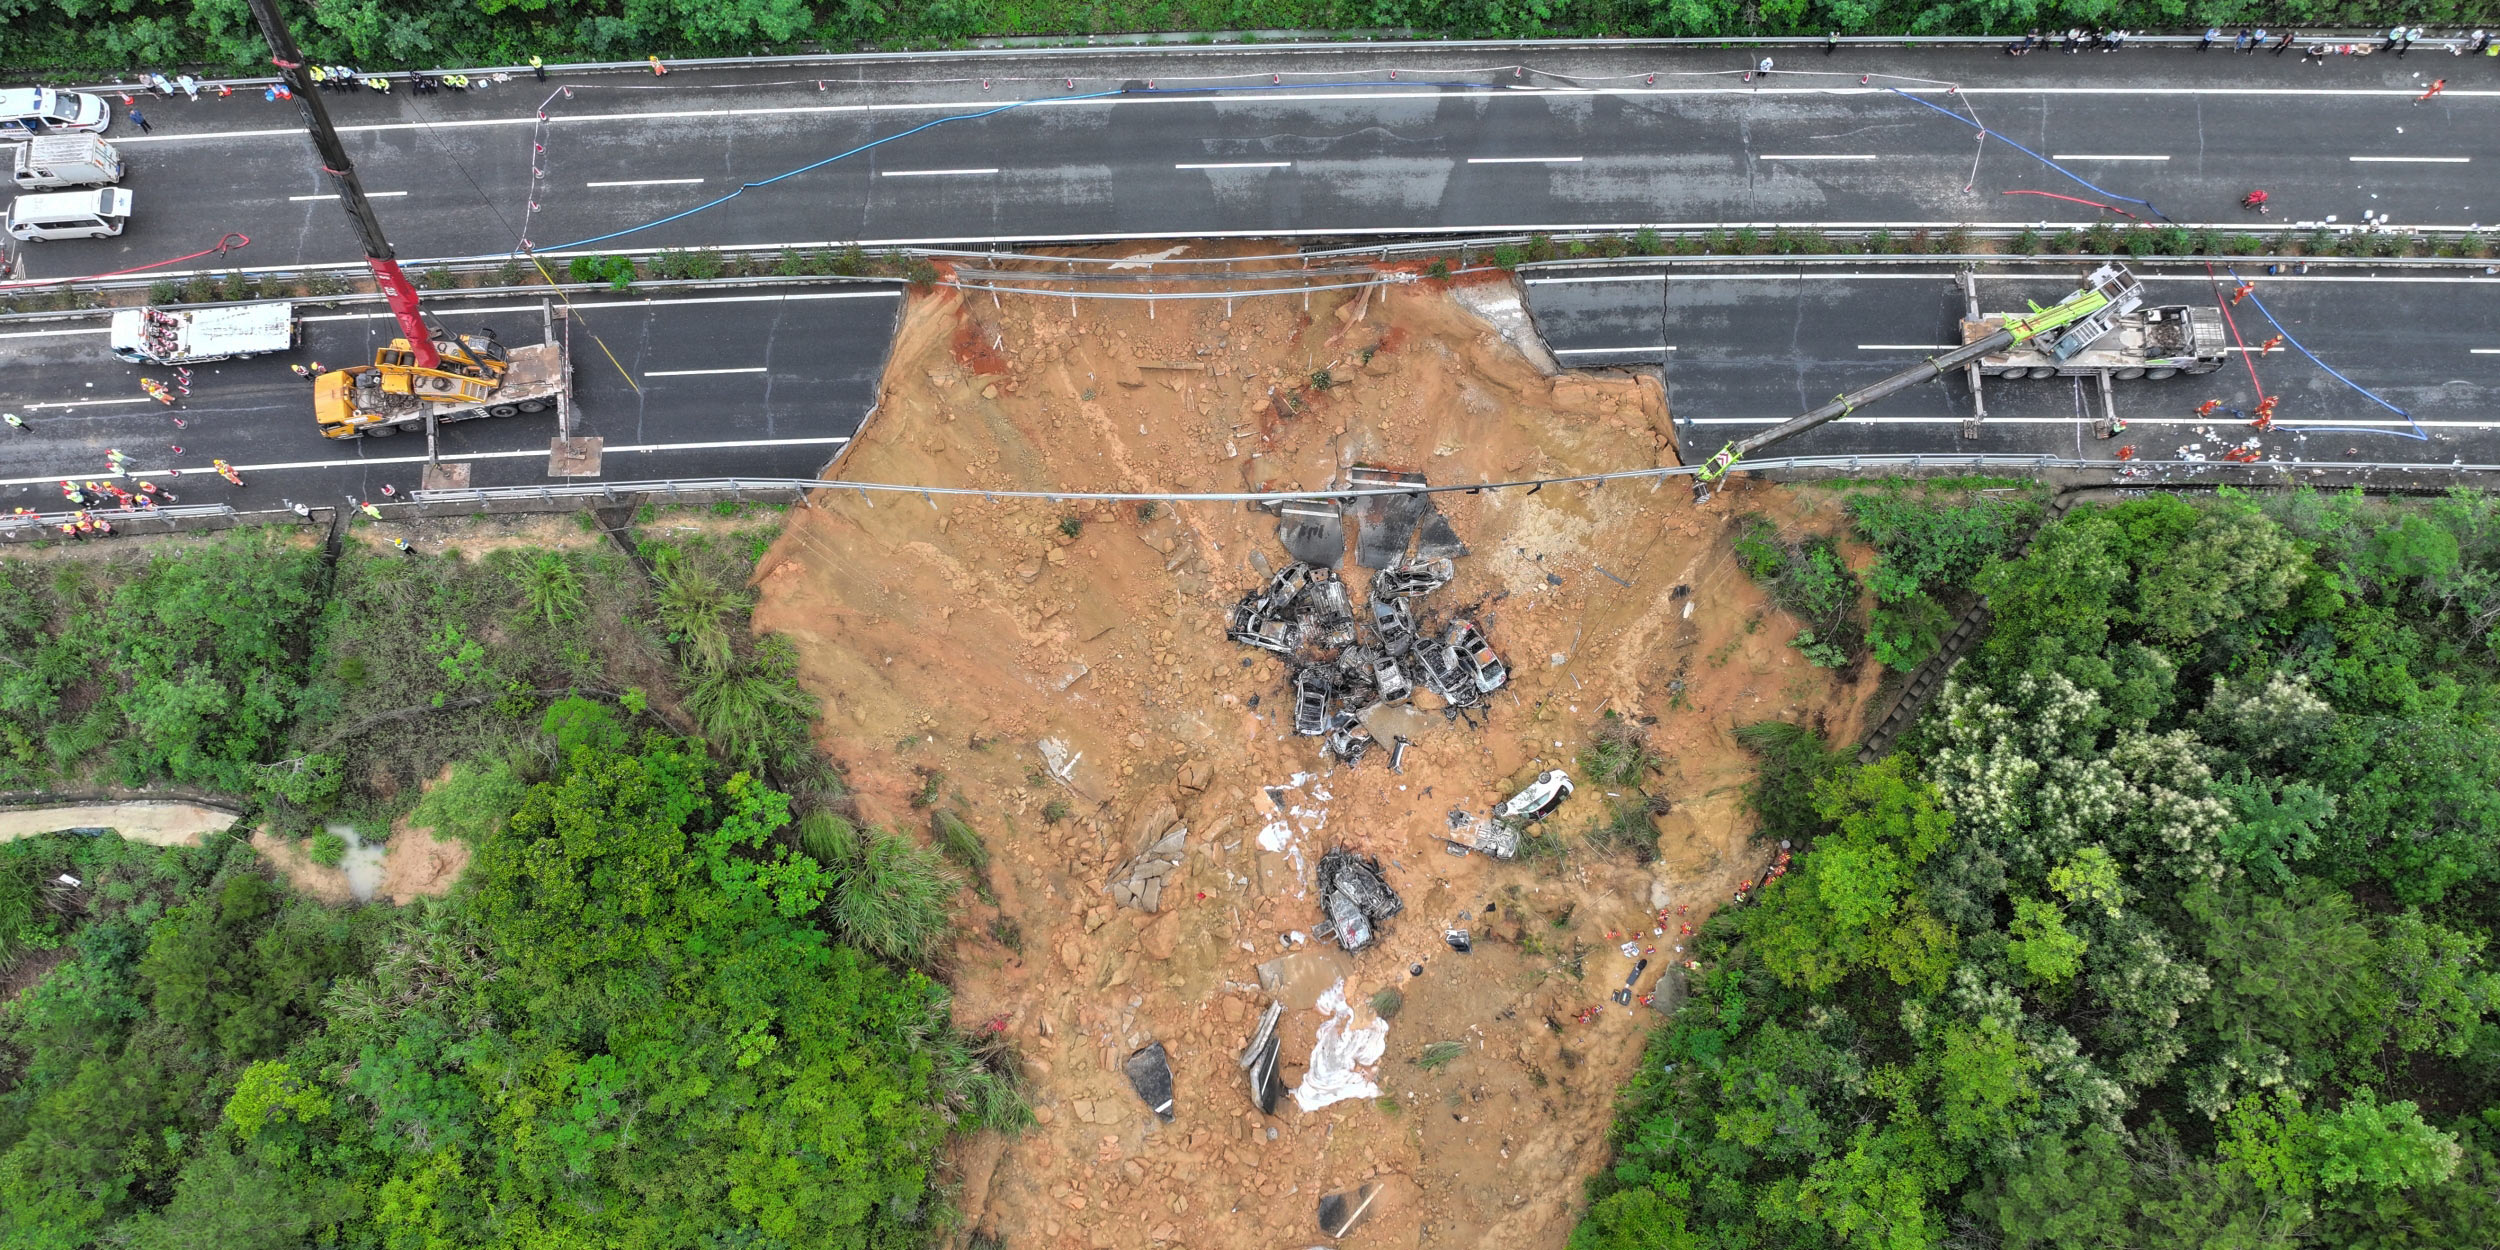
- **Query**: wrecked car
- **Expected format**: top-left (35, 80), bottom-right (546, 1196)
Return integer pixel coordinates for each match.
top-left (1417, 644), bottom-right (1480, 708)
top-left (1227, 600), bottom-right (1297, 655)
top-left (1498, 769), bottom-right (1575, 823)
top-left (1444, 619), bottom-right (1508, 694)
top-left (1371, 653), bottom-right (1413, 704)
top-left (1260, 562), bottom-right (1317, 615)
top-left (1293, 668), bottom-right (1333, 736)
top-left (1315, 848), bottom-right (1403, 953)
top-left (1367, 594), bottom-right (1416, 656)
top-left (1326, 717), bottom-right (1374, 766)
top-left (1310, 576), bottom-right (1358, 649)
top-left (1375, 557), bottom-right (1454, 599)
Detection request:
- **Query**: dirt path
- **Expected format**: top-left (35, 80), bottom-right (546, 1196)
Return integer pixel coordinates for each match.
top-left (0, 802), bottom-right (241, 846)
top-left (753, 260), bottom-right (1882, 1250)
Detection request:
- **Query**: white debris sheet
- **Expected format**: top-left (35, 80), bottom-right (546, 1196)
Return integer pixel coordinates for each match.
top-left (1293, 979), bottom-right (1389, 1112)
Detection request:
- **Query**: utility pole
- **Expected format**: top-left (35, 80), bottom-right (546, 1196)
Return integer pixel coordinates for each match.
top-left (240, 0), bottom-right (439, 370)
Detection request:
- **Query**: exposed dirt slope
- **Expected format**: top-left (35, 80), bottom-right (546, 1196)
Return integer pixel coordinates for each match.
top-left (753, 266), bottom-right (1882, 1250)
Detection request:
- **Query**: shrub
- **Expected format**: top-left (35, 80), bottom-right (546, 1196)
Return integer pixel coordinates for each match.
top-left (508, 552), bottom-right (584, 627)
top-left (1490, 244), bottom-right (1525, 270)
top-left (1371, 986), bottom-right (1404, 1020)
top-left (1058, 515), bottom-right (1083, 539)
top-left (1578, 715), bottom-right (1662, 786)
top-left (1041, 798), bottom-right (1072, 823)
top-left (1582, 795), bottom-right (1660, 862)
top-left (1415, 1040), bottom-right (1466, 1071)
top-left (654, 556), bottom-right (737, 674)
top-left (803, 814), bottom-right (960, 964)
top-left (932, 810), bottom-right (988, 873)
top-left (308, 830), bottom-right (348, 866)
top-left (1631, 227), bottom-right (1664, 256)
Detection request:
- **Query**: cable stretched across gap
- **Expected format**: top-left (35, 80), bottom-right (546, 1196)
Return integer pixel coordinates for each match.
top-left (1884, 87), bottom-right (2170, 222)
top-left (2225, 264), bottom-right (2428, 441)
top-left (530, 89), bottom-right (1127, 253)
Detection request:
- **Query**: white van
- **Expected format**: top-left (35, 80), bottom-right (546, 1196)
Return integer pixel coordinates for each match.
top-left (0, 89), bottom-right (111, 139)
top-left (5, 188), bottom-right (132, 241)
top-left (11, 135), bottom-right (122, 190)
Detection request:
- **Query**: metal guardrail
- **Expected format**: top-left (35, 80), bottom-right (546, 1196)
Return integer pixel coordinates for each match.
top-left (403, 457), bottom-right (2500, 511)
top-left (8, 228), bottom-right (2491, 310)
top-left (2, 455), bottom-right (2485, 546)
top-left (40, 30), bottom-right (2486, 89)
top-left (0, 503), bottom-right (242, 541)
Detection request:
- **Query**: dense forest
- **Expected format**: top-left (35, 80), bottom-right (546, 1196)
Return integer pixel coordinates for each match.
top-left (0, 515), bottom-right (1009, 1246)
top-left (1573, 488), bottom-right (2500, 1248)
top-left (6, 0), bottom-right (2489, 77)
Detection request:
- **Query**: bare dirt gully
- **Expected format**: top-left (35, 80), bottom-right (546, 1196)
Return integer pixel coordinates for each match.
top-left (751, 254), bottom-right (1883, 1250)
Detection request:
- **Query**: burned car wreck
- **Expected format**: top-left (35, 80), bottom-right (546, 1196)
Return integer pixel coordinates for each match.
top-left (1314, 848), bottom-right (1404, 953)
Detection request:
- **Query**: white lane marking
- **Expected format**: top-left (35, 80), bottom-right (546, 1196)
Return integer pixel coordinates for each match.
top-left (880, 167), bottom-right (999, 177)
top-left (0, 327), bottom-right (109, 340)
top-left (1555, 345), bottom-right (1677, 353)
top-left (1533, 271), bottom-right (2500, 285)
top-left (1679, 416), bottom-right (2486, 427)
top-left (1758, 154), bottom-right (1880, 161)
top-left (1859, 344), bottom-right (1957, 350)
top-left (644, 367), bottom-right (768, 377)
top-left (1467, 156), bottom-right (1583, 164)
top-left (24, 397), bottom-right (157, 410)
top-left (0, 436), bottom-right (853, 488)
top-left (2473, 348), bottom-right (2500, 354)
top-left (2350, 155), bottom-right (2472, 163)
top-left (2050, 154), bottom-right (2171, 161)
top-left (586, 177), bottom-right (705, 187)
top-left (98, 85), bottom-right (2500, 147)
top-left (288, 191), bottom-right (406, 200)
top-left (1175, 161), bottom-right (1293, 170)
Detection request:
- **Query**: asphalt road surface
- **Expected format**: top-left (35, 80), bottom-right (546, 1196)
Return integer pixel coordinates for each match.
top-left (0, 288), bottom-right (898, 510)
top-left (1524, 262), bottom-right (2500, 466)
top-left (6, 44), bottom-right (2492, 273)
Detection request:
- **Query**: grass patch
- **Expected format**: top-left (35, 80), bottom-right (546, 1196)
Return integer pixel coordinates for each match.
top-left (1578, 713), bottom-right (1661, 786)
top-left (911, 768), bottom-right (945, 810)
top-left (1371, 986), bottom-right (1405, 1020)
top-left (1414, 1040), bottom-right (1467, 1072)
top-left (1582, 795), bottom-right (1663, 864)
top-left (798, 812), bottom-right (961, 964)
top-left (932, 810), bottom-right (990, 874)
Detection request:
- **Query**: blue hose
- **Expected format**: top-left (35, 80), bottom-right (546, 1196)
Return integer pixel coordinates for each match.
top-left (2225, 265), bottom-right (2428, 440)
top-left (1883, 87), bottom-right (2170, 222)
top-left (532, 89), bottom-right (1126, 253)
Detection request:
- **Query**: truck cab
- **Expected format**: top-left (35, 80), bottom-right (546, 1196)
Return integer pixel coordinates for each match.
top-left (4, 188), bottom-right (130, 241)
top-left (0, 88), bottom-right (111, 139)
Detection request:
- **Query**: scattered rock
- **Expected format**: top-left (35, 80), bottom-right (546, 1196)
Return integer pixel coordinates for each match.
top-left (1124, 1041), bottom-right (1176, 1121)
top-left (1175, 759), bottom-right (1213, 793)
top-left (1107, 825), bottom-right (1187, 912)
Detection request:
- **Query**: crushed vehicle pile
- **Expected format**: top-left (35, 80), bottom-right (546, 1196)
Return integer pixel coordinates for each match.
top-left (1224, 466), bottom-right (1512, 765)
top-left (1227, 552), bottom-right (1509, 765)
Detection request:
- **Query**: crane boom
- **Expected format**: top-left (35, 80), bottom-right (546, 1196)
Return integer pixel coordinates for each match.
top-left (240, 0), bottom-right (439, 370)
top-left (1693, 264), bottom-right (2147, 489)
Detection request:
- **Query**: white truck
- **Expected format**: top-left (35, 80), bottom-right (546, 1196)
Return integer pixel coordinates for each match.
top-left (111, 303), bottom-right (301, 365)
top-left (12, 134), bottom-right (121, 190)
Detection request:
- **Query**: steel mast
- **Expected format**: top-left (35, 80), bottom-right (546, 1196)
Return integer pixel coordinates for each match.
top-left (240, 0), bottom-right (440, 370)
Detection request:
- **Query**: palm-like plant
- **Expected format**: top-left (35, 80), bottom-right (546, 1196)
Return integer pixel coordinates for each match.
top-left (797, 811), bottom-right (960, 965)
top-left (510, 552), bottom-right (585, 627)
top-left (654, 556), bottom-right (738, 674)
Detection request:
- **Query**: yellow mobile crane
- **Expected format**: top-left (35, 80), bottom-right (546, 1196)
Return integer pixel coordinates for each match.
top-left (245, 0), bottom-right (568, 444)
top-left (1692, 264), bottom-right (2184, 495)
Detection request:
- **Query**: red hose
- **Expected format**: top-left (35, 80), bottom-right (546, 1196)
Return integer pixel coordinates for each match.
top-left (2204, 262), bottom-right (2269, 400)
top-left (1999, 189), bottom-right (2139, 220)
top-left (0, 233), bottom-right (251, 289)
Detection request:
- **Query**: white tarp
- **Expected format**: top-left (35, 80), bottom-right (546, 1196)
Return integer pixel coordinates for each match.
top-left (1292, 979), bottom-right (1387, 1112)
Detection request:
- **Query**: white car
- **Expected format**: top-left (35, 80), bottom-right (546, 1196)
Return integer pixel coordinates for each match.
top-left (0, 88), bottom-right (112, 139)
top-left (1497, 770), bottom-right (1575, 823)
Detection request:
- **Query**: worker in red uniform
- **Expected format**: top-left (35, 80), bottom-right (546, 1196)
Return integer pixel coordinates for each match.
top-left (2260, 334), bottom-right (2285, 354)
top-left (2231, 281), bottom-right (2255, 306)
top-left (2196, 398), bottom-right (2223, 416)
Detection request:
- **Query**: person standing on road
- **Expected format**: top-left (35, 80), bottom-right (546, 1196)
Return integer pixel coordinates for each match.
top-left (127, 107), bottom-right (150, 133)
top-left (2236, 29), bottom-right (2254, 51)
top-left (1, 414), bottom-right (23, 433)
top-left (531, 54), bottom-right (547, 80)
top-left (2276, 30), bottom-right (2297, 54)
top-left (2419, 78), bottom-right (2447, 103)
top-left (1757, 57), bottom-right (1774, 76)
top-left (2202, 27), bottom-right (2220, 50)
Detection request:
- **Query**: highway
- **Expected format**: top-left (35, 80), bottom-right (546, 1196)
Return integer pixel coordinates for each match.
top-left (1523, 262), bottom-right (2500, 466)
top-left (0, 289), bottom-right (899, 509)
top-left (5, 45), bottom-right (2493, 276)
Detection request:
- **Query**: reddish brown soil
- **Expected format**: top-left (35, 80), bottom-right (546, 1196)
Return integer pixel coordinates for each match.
top-left (751, 263), bottom-right (1881, 1250)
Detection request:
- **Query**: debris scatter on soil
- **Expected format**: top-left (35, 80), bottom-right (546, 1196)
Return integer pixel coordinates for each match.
top-left (750, 249), bottom-right (1887, 1250)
